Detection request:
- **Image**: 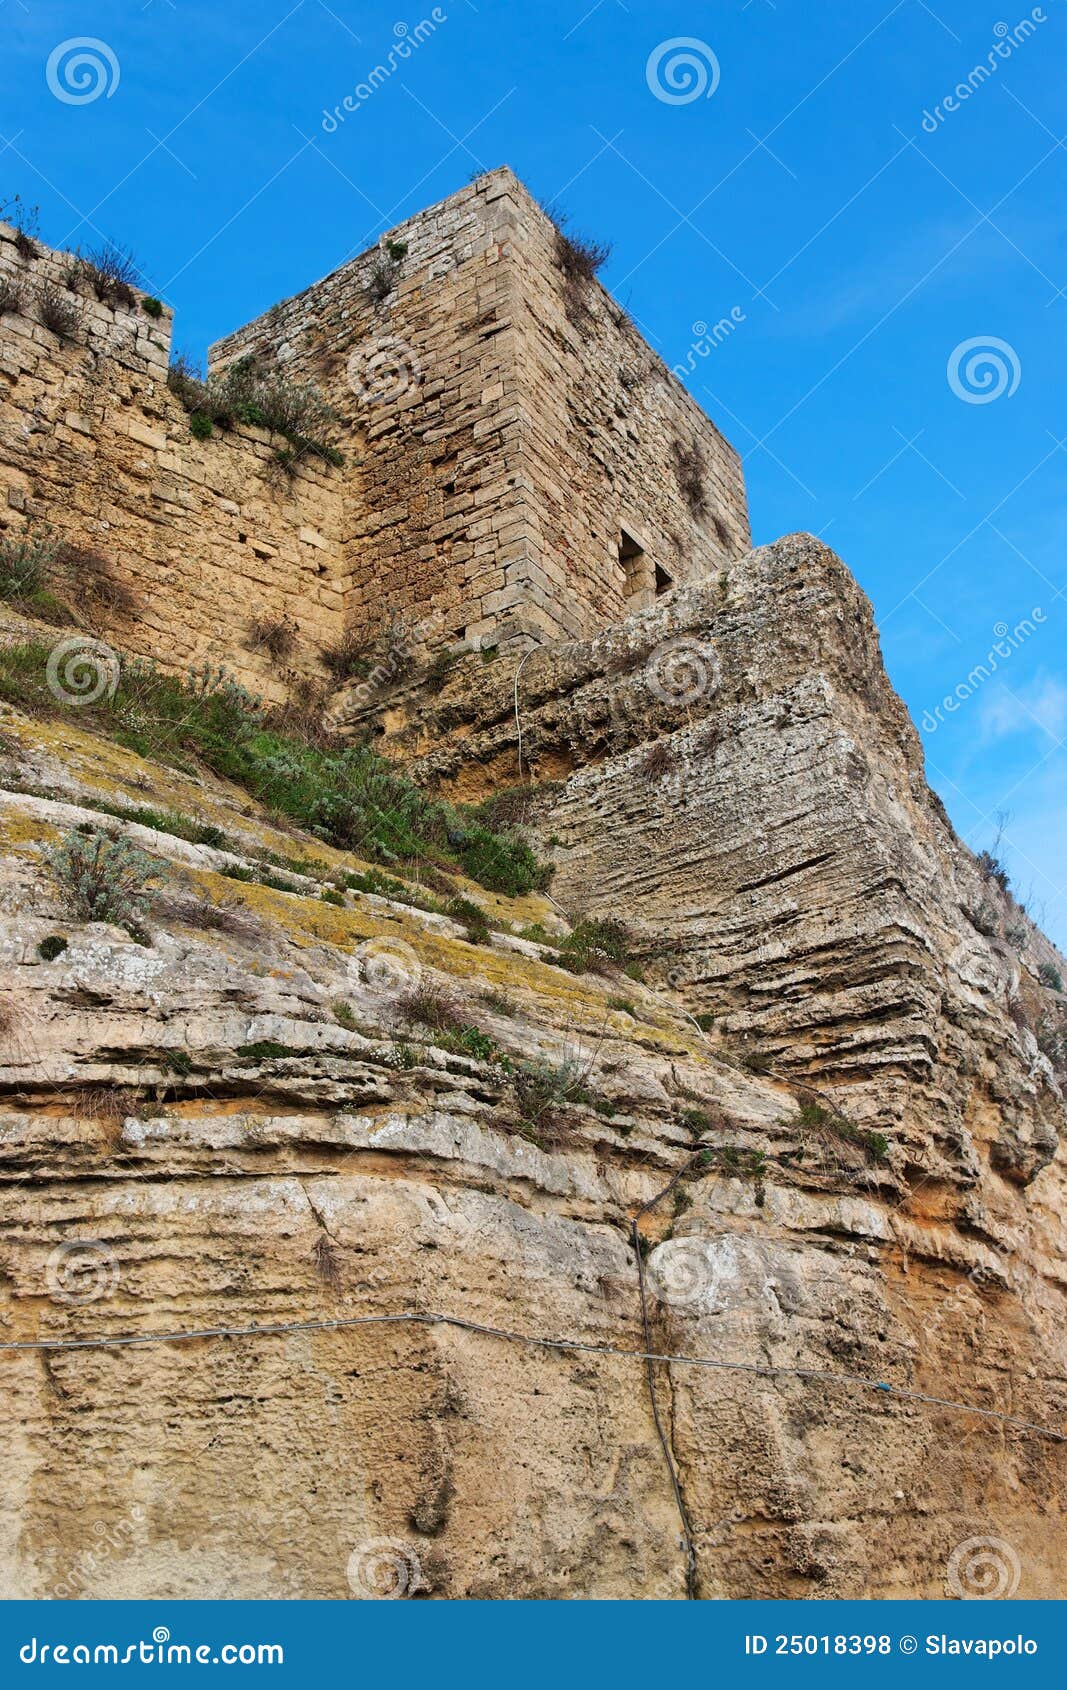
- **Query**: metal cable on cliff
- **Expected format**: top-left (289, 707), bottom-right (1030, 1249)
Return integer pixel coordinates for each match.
top-left (6, 1311), bottom-right (1064, 1442)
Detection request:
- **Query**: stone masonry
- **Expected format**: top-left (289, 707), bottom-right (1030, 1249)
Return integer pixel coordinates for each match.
top-left (0, 168), bottom-right (748, 694)
top-left (213, 167), bottom-right (750, 651)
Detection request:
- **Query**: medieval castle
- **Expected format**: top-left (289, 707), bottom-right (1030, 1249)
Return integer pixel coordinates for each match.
top-left (0, 167), bottom-right (749, 698)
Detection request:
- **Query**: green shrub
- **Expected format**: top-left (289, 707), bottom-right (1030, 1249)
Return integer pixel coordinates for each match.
top-left (437, 1024), bottom-right (498, 1061)
top-left (189, 411), bottom-right (213, 441)
top-left (0, 533), bottom-right (134, 624)
top-left (37, 935), bottom-right (68, 960)
top-left (446, 895), bottom-right (493, 944)
top-left (0, 643), bottom-right (550, 895)
top-left (680, 1107), bottom-right (711, 1136)
top-left (0, 535), bottom-right (54, 603)
top-left (556, 917), bottom-right (632, 975)
top-left (1038, 962), bottom-right (1064, 992)
top-left (44, 828), bottom-right (157, 926)
top-left (239, 1039), bottom-right (298, 1063)
top-left (142, 296), bottom-right (164, 318)
top-left (977, 849), bottom-right (1011, 892)
top-left (395, 984), bottom-right (464, 1034)
top-left (94, 802), bottom-right (230, 850)
top-left (169, 353), bottom-right (342, 467)
top-left (794, 1098), bottom-right (889, 1163)
top-left (514, 1056), bottom-right (589, 1127)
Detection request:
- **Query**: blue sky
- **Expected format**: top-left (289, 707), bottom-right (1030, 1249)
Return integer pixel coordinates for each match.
top-left (3, 0), bottom-right (1065, 942)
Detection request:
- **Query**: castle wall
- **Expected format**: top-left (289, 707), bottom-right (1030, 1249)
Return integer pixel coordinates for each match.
top-left (498, 174), bottom-right (751, 645)
top-left (210, 171), bottom-right (532, 653)
top-left (211, 167), bottom-right (750, 652)
top-left (0, 222), bottom-right (347, 703)
top-left (0, 169), bottom-right (750, 702)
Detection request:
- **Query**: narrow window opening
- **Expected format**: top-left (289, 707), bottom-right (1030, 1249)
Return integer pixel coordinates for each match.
top-left (619, 529), bottom-right (645, 599)
top-left (654, 563), bottom-right (673, 596)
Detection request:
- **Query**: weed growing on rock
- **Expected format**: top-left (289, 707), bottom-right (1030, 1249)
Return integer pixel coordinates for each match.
top-left (395, 984), bottom-right (465, 1035)
top-left (977, 849), bottom-right (1011, 892)
top-left (446, 895), bottom-right (493, 944)
top-left (246, 612), bottom-right (297, 661)
top-left (4, 193), bottom-right (39, 258)
top-left (77, 242), bottom-right (140, 308)
top-left (313, 1234), bottom-right (342, 1287)
top-left (0, 535), bottom-right (53, 604)
top-left (44, 827), bottom-right (158, 928)
top-left (673, 441), bottom-right (708, 516)
top-left (168, 353), bottom-right (343, 467)
top-left (0, 275), bottom-right (25, 315)
top-left (793, 1097), bottom-right (889, 1164)
top-left (36, 282), bottom-right (82, 342)
top-left (556, 917), bottom-right (633, 975)
top-left (544, 203), bottom-right (611, 322)
top-left (0, 642), bottom-right (550, 896)
top-left (514, 1055), bottom-right (590, 1131)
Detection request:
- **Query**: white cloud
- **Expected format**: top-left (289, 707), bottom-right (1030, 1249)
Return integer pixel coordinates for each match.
top-left (979, 674), bottom-right (1067, 745)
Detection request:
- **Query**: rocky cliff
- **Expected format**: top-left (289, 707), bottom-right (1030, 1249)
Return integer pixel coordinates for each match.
top-left (0, 533), bottom-right (1064, 1600)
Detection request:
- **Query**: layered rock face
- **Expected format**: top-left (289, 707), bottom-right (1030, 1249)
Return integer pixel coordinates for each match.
top-left (0, 531), bottom-right (1065, 1600)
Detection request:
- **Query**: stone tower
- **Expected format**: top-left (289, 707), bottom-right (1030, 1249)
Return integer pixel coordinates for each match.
top-left (211, 166), bottom-right (750, 654)
top-left (0, 168), bottom-right (749, 692)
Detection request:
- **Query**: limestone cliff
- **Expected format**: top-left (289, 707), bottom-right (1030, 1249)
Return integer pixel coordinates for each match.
top-left (0, 532), bottom-right (1064, 1600)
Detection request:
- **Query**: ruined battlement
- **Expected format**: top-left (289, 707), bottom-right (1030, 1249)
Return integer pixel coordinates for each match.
top-left (0, 167), bottom-right (749, 696)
